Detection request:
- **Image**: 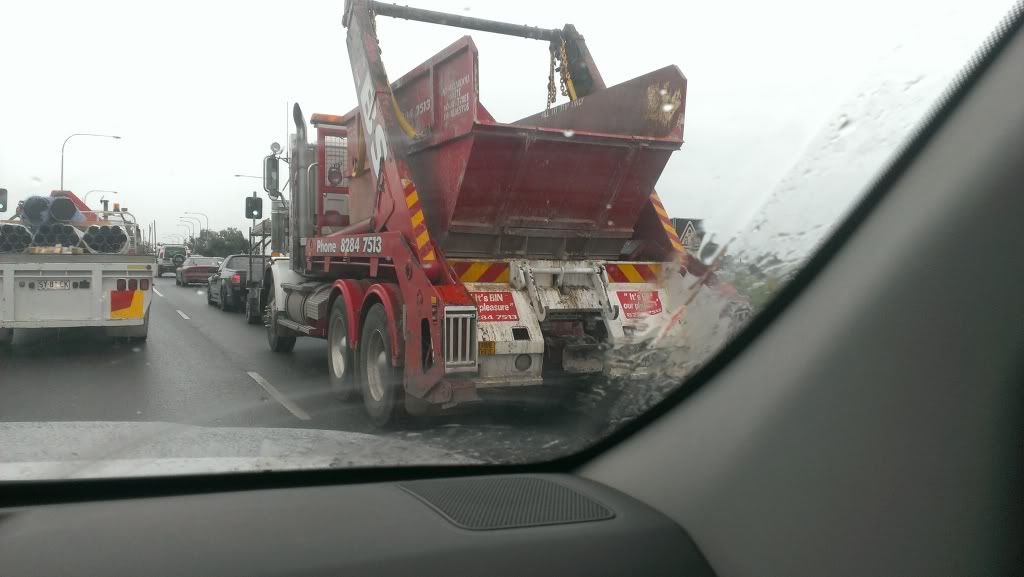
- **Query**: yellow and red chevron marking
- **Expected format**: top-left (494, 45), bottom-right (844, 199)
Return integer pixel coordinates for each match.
top-left (605, 263), bottom-right (662, 283)
top-left (650, 192), bottom-right (686, 253)
top-left (110, 290), bottom-right (145, 319)
top-left (402, 178), bottom-right (436, 262)
top-left (450, 261), bottom-right (511, 283)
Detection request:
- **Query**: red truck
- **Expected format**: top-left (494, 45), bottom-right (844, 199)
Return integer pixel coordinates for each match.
top-left (260, 0), bottom-right (707, 426)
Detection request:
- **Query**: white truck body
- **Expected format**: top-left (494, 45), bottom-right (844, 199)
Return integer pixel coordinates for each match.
top-left (0, 254), bottom-right (153, 339)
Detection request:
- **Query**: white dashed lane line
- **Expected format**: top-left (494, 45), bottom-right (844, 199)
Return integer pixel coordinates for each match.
top-left (152, 287), bottom-right (164, 297)
top-left (176, 310), bottom-right (190, 320)
top-left (247, 371), bottom-right (311, 421)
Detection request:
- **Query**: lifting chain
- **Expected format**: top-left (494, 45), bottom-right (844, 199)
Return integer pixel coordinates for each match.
top-left (546, 46), bottom-right (557, 109)
top-left (558, 39), bottom-right (573, 99)
top-left (546, 38), bottom-right (574, 109)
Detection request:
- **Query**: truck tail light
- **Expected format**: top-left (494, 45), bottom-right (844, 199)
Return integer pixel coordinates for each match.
top-left (116, 279), bottom-right (127, 291)
top-left (232, 274), bottom-right (241, 284)
top-left (140, 279), bottom-right (150, 291)
top-left (128, 279), bottom-right (138, 291)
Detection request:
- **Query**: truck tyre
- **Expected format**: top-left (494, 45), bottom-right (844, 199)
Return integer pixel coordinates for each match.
top-left (327, 298), bottom-right (355, 401)
top-left (207, 287), bottom-right (214, 306)
top-left (266, 287), bottom-right (296, 353)
top-left (0, 328), bottom-right (12, 347)
top-left (130, 311), bottom-right (150, 343)
top-left (359, 303), bottom-right (404, 427)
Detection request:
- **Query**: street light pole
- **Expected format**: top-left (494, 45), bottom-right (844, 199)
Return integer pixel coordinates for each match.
top-left (85, 189), bottom-right (118, 204)
top-left (181, 215), bottom-right (204, 252)
top-left (178, 221), bottom-right (195, 246)
top-left (185, 211), bottom-right (210, 234)
top-left (61, 133), bottom-right (121, 191)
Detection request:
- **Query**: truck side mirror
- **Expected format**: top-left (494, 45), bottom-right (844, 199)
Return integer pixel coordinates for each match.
top-left (0, 188), bottom-right (7, 212)
top-left (263, 156), bottom-right (280, 199)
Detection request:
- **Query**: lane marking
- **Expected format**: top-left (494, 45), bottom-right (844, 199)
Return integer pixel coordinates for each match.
top-left (176, 310), bottom-right (190, 320)
top-left (247, 371), bottom-right (311, 421)
top-left (152, 287), bottom-right (164, 297)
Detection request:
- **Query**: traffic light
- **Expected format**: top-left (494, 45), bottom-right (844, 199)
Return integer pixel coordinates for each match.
top-left (245, 195), bottom-right (263, 219)
top-left (0, 188), bottom-right (7, 213)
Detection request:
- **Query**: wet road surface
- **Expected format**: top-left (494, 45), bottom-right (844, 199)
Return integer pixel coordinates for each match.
top-left (0, 276), bottom-right (610, 465)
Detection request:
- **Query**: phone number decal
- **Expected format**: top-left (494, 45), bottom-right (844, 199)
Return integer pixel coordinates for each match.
top-left (314, 236), bottom-right (382, 254)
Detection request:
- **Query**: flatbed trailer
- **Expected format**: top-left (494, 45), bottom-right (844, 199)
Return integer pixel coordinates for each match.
top-left (0, 253), bottom-right (154, 344)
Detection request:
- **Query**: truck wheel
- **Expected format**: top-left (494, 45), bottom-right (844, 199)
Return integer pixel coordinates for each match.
top-left (207, 287), bottom-right (214, 306)
top-left (130, 311), bottom-right (150, 343)
top-left (266, 288), bottom-right (296, 353)
top-left (327, 298), bottom-right (356, 401)
top-left (359, 304), bottom-right (404, 427)
top-left (0, 328), bottom-right (12, 347)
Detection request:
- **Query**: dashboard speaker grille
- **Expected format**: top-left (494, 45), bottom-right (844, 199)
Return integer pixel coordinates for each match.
top-left (400, 476), bottom-right (615, 530)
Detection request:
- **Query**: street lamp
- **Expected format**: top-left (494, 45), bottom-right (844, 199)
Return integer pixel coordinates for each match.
top-left (233, 174), bottom-right (262, 179)
top-left (178, 220), bottom-right (195, 238)
top-left (85, 189), bottom-right (118, 203)
top-left (181, 215), bottom-right (204, 251)
top-left (61, 133), bottom-right (121, 191)
top-left (181, 215), bottom-right (203, 230)
top-left (185, 211), bottom-right (210, 234)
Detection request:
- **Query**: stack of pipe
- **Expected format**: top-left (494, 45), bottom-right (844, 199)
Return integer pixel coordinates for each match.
top-left (0, 223), bottom-right (33, 253)
top-left (21, 196), bottom-right (52, 227)
top-left (31, 223), bottom-right (85, 248)
top-left (48, 196), bottom-right (85, 223)
top-left (83, 224), bottom-right (129, 254)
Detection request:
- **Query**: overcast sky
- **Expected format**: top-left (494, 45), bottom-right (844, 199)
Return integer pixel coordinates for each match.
top-left (0, 0), bottom-right (1011, 248)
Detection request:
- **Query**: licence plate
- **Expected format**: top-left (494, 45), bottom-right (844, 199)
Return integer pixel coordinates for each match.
top-left (37, 280), bottom-right (71, 291)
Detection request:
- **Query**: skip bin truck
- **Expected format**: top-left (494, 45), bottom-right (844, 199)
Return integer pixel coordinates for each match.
top-left (0, 190), bottom-right (153, 345)
top-left (259, 0), bottom-right (711, 426)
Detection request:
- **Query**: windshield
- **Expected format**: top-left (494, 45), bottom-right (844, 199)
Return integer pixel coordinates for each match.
top-left (0, 0), bottom-right (1013, 479)
top-left (186, 258), bottom-right (221, 267)
top-left (225, 255), bottom-right (266, 269)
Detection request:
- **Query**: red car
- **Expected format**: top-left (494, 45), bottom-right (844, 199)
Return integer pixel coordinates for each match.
top-left (175, 256), bottom-right (222, 286)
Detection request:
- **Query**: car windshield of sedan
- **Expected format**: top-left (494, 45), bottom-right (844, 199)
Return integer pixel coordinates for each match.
top-left (0, 0), bottom-right (1014, 480)
top-left (185, 258), bottom-right (221, 267)
top-left (224, 255), bottom-right (267, 269)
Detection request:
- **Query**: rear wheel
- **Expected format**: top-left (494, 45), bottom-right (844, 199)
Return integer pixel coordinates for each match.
top-left (266, 287), bottom-right (296, 353)
top-left (129, 311), bottom-right (150, 343)
top-left (327, 298), bottom-right (355, 401)
top-left (219, 287), bottom-right (230, 312)
top-left (359, 304), bottom-right (404, 427)
top-left (207, 285), bottom-right (215, 305)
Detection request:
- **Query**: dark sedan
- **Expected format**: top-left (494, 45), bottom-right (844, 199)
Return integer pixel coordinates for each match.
top-left (207, 254), bottom-right (268, 312)
top-left (175, 257), bottom-right (222, 286)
